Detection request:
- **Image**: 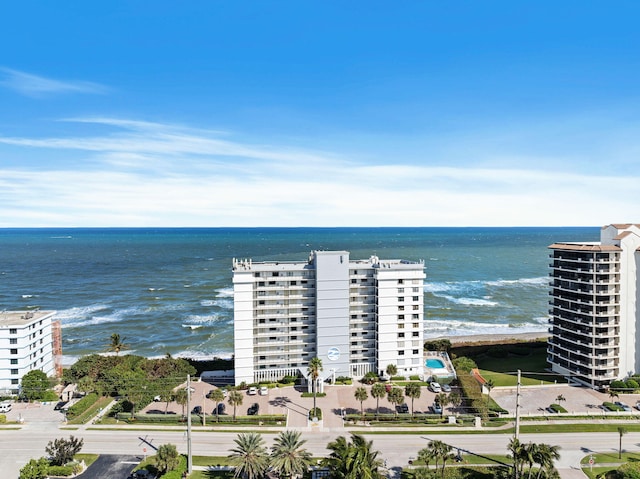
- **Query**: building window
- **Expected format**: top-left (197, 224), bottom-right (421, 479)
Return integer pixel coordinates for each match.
top-left (398, 314), bottom-right (404, 320)
top-left (11, 359), bottom-right (17, 365)
top-left (398, 306), bottom-right (404, 311)
top-left (412, 332), bottom-right (419, 337)
top-left (11, 379), bottom-right (19, 385)
top-left (413, 296), bottom-right (419, 301)
top-left (412, 314), bottom-right (419, 319)
top-left (413, 322), bottom-right (419, 328)
top-left (413, 305), bottom-right (419, 310)
top-left (399, 350), bottom-right (405, 355)
top-left (11, 369), bottom-right (18, 375)
top-left (398, 297), bottom-right (405, 302)
top-left (10, 328), bottom-right (17, 334)
top-left (412, 349), bottom-right (419, 355)
top-left (10, 338), bottom-right (17, 344)
top-left (398, 279), bottom-right (404, 284)
top-left (10, 349), bottom-right (18, 355)
top-left (398, 323), bottom-right (405, 329)
top-left (398, 288), bottom-right (404, 293)
top-left (413, 287), bottom-right (420, 293)
top-left (398, 332), bottom-right (405, 338)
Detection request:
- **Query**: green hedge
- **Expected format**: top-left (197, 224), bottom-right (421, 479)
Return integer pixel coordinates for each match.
top-left (118, 413), bottom-right (286, 425)
top-left (47, 464), bottom-right (75, 476)
top-left (66, 393), bottom-right (98, 419)
top-left (548, 403), bottom-right (567, 413)
top-left (0, 414), bottom-right (6, 424)
top-left (301, 392), bottom-right (326, 398)
top-left (602, 402), bottom-right (624, 411)
top-left (309, 408), bottom-right (322, 420)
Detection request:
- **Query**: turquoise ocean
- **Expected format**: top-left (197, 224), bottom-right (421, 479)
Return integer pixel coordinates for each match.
top-left (0, 227), bottom-right (600, 364)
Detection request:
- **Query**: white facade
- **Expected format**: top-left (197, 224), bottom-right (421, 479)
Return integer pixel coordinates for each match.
top-left (0, 310), bottom-right (58, 395)
top-left (233, 251), bottom-right (425, 385)
top-left (548, 224), bottom-right (640, 389)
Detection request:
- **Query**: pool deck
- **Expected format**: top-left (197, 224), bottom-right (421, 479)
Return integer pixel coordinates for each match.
top-left (424, 351), bottom-right (457, 381)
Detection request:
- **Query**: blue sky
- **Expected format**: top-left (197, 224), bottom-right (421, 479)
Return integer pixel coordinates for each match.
top-left (1, 2), bottom-right (639, 227)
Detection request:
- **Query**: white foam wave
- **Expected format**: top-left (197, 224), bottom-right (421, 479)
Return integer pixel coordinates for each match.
top-left (184, 313), bottom-right (221, 324)
top-left (485, 277), bottom-right (548, 287)
top-left (61, 306), bottom-right (144, 329)
top-left (182, 324), bottom-right (203, 330)
top-left (442, 295), bottom-right (498, 307)
top-left (424, 318), bottom-right (547, 338)
top-left (56, 304), bottom-right (110, 324)
top-left (200, 299), bottom-right (216, 307)
top-left (216, 287), bottom-right (234, 298)
top-left (21, 294), bottom-right (36, 298)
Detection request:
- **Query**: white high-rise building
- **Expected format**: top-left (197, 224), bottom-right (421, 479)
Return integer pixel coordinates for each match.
top-left (548, 224), bottom-right (640, 389)
top-left (233, 251), bottom-right (425, 385)
top-left (0, 310), bottom-right (60, 395)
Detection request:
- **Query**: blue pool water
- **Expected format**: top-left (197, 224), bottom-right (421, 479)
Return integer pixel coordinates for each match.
top-left (426, 358), bottom-right (445, 368)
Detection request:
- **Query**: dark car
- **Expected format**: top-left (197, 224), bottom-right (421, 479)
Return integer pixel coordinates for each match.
top-left (54, 401), bottom-right (68, 411)
top-left (192, 406), bottom-right (203, 415)
top-left (215, 403), bottom-right (226, 415)
top-left (247, 403), bottom-right (259, 415)
top-left (396, 403), bottom-right (409, 414)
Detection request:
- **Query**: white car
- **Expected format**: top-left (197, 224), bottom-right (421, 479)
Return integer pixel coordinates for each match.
top-left (259, 386), bottom-right (268, 396)
top-left (430, 382), bottom-right (442, 393)
top-left (247, 386), bottom-right (257, 395)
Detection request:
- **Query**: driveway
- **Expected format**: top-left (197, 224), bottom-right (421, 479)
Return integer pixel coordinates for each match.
top-left (76, 455), bottom-right (140, 479)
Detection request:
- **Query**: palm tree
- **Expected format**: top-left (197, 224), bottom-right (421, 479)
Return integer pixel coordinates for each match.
top-left (523, 442), bottom-right (538, 479)
top-left (609, 390), bottom-right (619, 402)
top-left (448, 392), bottom-right (462, 413)
top-left (387, 387), bottom-right (404, 417)
top-left (307, 357), bottom-right (323, 413)
top-left (534, 443), bottom-right (561, 479)
top-left (485, 379), bottom-right (495, 407)
top-left (371, 383), bottom-right (386, 417)
top-left (425, 440), bottom-right (451, 476)
top-left (106, 333), bottom-right (128, 355)
top-left (618, 426), bottom-right (627, 459)
top-left (355, 387), bottom-right (368, 417)
top-left (386, 363), bottom-right (398, 377)
top-left (417, 447), bottom-right (435, 470)
top-left (160, 391), bottom-right (174, 414)
top-left (324, 433), bottom-right (384, 479)
top-left (174, 388), bottom-right (188, 417)
top-left (228, 390), bottom-right (243, 421)
top-left (404, 383), bottom-right (421, 416)
top-left (436, 392), bottom-right (449, 417)
top-left (229, 432), bottom-right (269, 479)
top-left (508, 437), bottom-right (525, 479)
top-left (270, 430), bottom-right (313, 479)
top-left (209, 388), bottom-right (225, 422)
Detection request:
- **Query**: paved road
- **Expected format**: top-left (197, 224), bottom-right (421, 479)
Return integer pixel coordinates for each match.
top-left (2, 424), bottom-right (636, 479)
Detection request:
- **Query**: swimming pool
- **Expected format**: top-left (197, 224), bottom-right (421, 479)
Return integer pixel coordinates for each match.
top-left (426, 358), bottom-right (446, 369)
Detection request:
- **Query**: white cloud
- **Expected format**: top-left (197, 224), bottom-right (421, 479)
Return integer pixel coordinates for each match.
top-left (0, 68), bottom-right (108, 97)
top-left (0, 117), bottom-right (638, 227)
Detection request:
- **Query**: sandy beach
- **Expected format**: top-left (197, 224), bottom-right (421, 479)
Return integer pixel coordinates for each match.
top-left (436, 331), bottom-right (550, 345)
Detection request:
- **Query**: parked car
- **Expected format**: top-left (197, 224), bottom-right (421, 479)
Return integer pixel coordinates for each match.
top-left (636, 401), bottom-right (640, 411)
top-left (247, 403), bottom-right (259, 415)
top-left (614, 401), bottom-right (632, 412)
top-left (431, 402), bottom-right (443, 414)
top-left (442, 384), bottom-right (452, 393)
top-left (153, 395), bottom-right (162, 402)
top-left (247, 387), bottom-right (258, 395)
top-left (429, 382), bottom-right (442, 393)
top-left (215, 403), bottom-right (226, 415)
top-left (192, 406), bottom-right (203, 415)
top-left (0, 402), bottom-right (12, 413)
top-left (396, 403), bottom-right (409, 414)
top-left (259, 386), bottom-right (268, 396)
top-left (54, 401), bottom-right (67, 411)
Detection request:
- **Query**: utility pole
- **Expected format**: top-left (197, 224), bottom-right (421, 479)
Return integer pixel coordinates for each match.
top-left (187, 375), bottom-right (192, 475)
top-left (515, 369), bottom-right (521, 439)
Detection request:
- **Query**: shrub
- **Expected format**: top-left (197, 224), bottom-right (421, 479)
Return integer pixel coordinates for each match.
top-left (487, 346), bottom-right (508, 358)
top-left (424, 339), bottom-right (452, 352)
top-left (409, 375), bottom-right (421, 381)
top-left (158, 455), bottom-right (187, 479)
top-left (391, 375), bottom-right (405, 381)
top-left (334, 377), bottom-right (352, 385)
top-left (47, 465), bottom-right (75, 476)
top-left (309, 407), bottom-right (322, 420)
top-left (610, 380), bottom-right (627, 391)
top-left (549, 403), bottom-right (567, 413)
top-left (0, 414), bottom-right (6, 424)
top-left (301, 392), bottom-right (326, 398)
top-left (626, 379), bottom-right (639, 390)
top-left (602, 402), bottom-right (624, 411)
top-left (452, 356), bottom-right (477, 373)
top-left (361, 372), bottom-right (378, 385)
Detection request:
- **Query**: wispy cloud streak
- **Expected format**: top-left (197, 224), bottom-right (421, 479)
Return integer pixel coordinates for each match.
top-left (0, 68), bottom-right (108, 97)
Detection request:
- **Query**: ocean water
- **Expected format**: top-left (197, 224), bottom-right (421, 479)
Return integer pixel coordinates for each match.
top-left (0, 227), bottom-right (599, 364)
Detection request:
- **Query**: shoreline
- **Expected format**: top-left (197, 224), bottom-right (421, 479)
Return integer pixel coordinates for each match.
top-left (434, 331), bottom-right (550, 345)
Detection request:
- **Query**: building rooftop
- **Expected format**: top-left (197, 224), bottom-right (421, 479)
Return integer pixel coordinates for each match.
top-left (0, 310), bottom-right (55, 328)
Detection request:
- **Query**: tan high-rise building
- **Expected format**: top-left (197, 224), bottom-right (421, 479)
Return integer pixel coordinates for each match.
top-left (548, 224), bottom-right (640, 389)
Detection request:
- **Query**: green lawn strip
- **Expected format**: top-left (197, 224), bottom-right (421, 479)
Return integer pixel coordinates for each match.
top-left (68, 396), bottom-right (113, 424)
top-left (411, 454), bottom-right (510, 466)
top-left (580, 451), bottom-right (640, 466)
top-left (192, 456), bottom-right (233, 467)
top-left (188, 471), bottom-right (233, 479)
top-left (582, 466), bottom-right (615, 479)
top-left (74, 453), bottom-right (99, 467)
top-left (477, 369), bottom-right (555, 387)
